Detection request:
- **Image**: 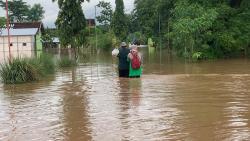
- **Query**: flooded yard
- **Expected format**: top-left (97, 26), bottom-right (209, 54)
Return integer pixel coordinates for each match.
top-left (0, 49), bottom-right (250, 141)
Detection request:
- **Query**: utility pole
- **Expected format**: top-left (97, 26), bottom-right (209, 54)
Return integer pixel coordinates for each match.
top-left (5, 0), bottom-right (11, 60)
top-left (159, 12), bottom-right (162, 66)
top-left (95, 5), bottom-right (99, 79)
top-left (95, 5), bottom-right (97, 53)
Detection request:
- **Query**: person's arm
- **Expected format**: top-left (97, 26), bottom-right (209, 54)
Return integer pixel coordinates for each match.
top-left (127, 53), bottom-right (132, 61)
top-left (117, 48), bottom-right (121, 58)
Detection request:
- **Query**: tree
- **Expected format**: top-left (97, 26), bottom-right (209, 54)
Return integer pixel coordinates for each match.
top-left (27, 4), bottom-right (45, 22)
top-left (133, 0), bottom-right (160, 37)
top-left (96, 1), bottom-right (112, 32)
top-left (0, 0), bottom-right (45, 22)
top-left (52, 0), bottom-right (89, 50)
top-left (169, 0), bottom-right (218, 58)
top-left (0, 0), bottom-right (29, 22)
top-left (0, 17), bottom-right (6, 27)
top-left (111, 0), bottom-right (128, 41)
top-left (131, 0), bottom-right (250, 59)
top-left (131, 0), bottom-right (174, 47)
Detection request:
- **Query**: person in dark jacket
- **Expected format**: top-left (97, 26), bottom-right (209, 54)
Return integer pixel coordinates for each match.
top-left (117, 42), bottom-right (130, 77)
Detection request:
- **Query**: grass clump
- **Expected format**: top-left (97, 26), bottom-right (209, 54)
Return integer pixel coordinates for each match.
top-left (58, 57), bottom-right (77, 68)
top-left (0, 58), bottom-right (42, 84)
top-left (38, 54), bottom-right (56, 74)
top-left (0, 54), bottom-right (56, 84)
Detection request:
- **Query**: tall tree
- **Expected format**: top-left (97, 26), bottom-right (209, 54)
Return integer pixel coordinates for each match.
top-left (132, 0), bottom-right (174, 38)
top-left (0, 0), bottom-right (45, 22)
top-left (96, 1), bottom-right (112, 31)
top-left (52, 0), bottom-right (89, 48)
top-left (111, 0), bottom-right (128, 41)
top-left (27, 4), bottom-right (45, 22)
top-left (170, 0), bottom-right (218, 58)
top-left (0, 0), bottom-right (29, 22)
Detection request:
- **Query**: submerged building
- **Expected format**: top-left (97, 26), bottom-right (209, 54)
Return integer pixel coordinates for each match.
top-left (0, 22), bottom-right (44, 52)
top-left (0, 22), bottom-right (44, 62)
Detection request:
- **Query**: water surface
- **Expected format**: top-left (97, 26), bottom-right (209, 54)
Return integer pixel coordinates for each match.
top-left (0, 49), bottom-right (250, 141)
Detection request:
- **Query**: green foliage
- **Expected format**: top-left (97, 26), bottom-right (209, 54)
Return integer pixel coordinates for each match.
top-left (38, 54), bottom-right (55, 74)
top-left (96, 1), bottom-right (113, 32)
top-left (0, 17), bottom-right (6, 27)
top-left (0, 0), bottom-right (29, 22)
top-left (0, 0), bottom-right (44, 22)
top-left (192, 52), bottom-right (203, 60)
top-left (132, 0), bottom-right (250, 59)
top-left (28, 4), bottom-right (45, 22)
top-left (0, 58), bottom-right (42, 84)
top-left (170, 0), bottom-right (218, 58)
top-left (41, 28), bottom-right (54, 48)
top-left (111, 0), bottom-right (128, 41)
top-left (58, 57), bottom-right (77, 68)
top-left (132, 0), bottom-right (174, 38)
top-left (53, 0), bottom-right (89, 48)
top-left (87, 31), bottom-right (115, 50)
top-left (0, 54), bottom-right (55, 84)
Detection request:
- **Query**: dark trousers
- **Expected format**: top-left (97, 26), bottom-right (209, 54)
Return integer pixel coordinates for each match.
top-left (119, 69), bottom-right (129, 77)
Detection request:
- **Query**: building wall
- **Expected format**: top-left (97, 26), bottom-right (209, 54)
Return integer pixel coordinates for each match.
top-left (0, 35), bottom-right (34, 52)
top-left (0, 35), bottom-right (35, 63)
top-left (36, 32), bottom-right (43, 50)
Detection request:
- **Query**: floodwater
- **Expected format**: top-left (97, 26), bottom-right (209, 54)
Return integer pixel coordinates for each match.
top-left (0, 49), bottom-right (250, 141)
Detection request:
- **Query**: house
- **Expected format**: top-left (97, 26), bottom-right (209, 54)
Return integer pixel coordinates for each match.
top-left (0, 22), bottom-right (44, 53)
top-left (86, 19), bottom-right (96, 27)
top-left (43, 37), bottom-right (60, 48)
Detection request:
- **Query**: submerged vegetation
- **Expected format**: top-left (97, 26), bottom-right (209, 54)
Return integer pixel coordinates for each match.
top-left (0, 54), bottom-right (78, 84)
top-left (131, 0), bottom-right (250, 59)
top-left (0, 54), bottom-right (55, 84)
top-left (85, 0), bottom-right (250, 59)
top-left (0, 58), bottom-right (42, 84)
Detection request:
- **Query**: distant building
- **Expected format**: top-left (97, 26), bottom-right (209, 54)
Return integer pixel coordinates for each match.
top-left (86, 19), bottom-right (96, 27)
top-left (0, 22), bottom-right (44, 52)
top-left (43, 37), bottom-right (60, 48)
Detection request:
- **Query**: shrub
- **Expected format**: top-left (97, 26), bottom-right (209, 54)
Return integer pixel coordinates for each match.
top-left (0, 54), bottom-right (56, 84)
top-left (86, 31), bottom-right (115, 50)
top-left (0, 58), bottom-right (41, 84)
top-left (38, 54), bottom-right (56, 74)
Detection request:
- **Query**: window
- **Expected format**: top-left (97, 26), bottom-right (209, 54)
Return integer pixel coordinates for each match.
top-left (23, 43), bottom-right (27, 46)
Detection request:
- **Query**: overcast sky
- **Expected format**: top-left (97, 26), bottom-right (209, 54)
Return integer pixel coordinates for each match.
top-left (0, 0), bottom-right (135, 28)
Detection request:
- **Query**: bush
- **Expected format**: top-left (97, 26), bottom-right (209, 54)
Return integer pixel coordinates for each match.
top-left (0, 58), bottom-right (42, 84)
top-left (0, 54), bottom-right (56, 84)
top-left (86, 31), bottom-right (115, 50)
top-left (58, 57), bottom-right (77, 68)
top-left (38, 54), bottom-right (55, 74)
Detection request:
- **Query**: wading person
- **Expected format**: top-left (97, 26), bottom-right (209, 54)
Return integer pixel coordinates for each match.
top-left (116, 42), bottom-right (130, 77)
top-left (128, 45), bottom-right (142, 78)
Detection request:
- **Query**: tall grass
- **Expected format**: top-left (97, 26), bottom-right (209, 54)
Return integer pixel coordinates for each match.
top-left (0, 54), bottom-right (56, 84)
top-left (0, 58), bottom-right (41, 84)
top-left (38, 54), bottom-right (55, 74)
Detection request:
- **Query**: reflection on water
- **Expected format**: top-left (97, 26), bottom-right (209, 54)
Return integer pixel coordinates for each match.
top-left (0, 49), bottom-right (250, 140)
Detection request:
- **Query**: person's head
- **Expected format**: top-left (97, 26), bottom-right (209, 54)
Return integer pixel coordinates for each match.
top-left (120, 42), bottom-right (127, 48)
top-left (130, 45), bottom-right (138, 54)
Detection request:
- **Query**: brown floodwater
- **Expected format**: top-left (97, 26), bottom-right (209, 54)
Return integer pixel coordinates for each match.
top-left (0, 49), bottom-right (250, 141)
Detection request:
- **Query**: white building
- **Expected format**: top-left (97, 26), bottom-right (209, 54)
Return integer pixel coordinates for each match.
top-left (0, 22), bottom-right (44, 62)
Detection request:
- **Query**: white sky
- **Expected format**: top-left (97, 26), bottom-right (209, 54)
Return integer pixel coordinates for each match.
top-left (0, 0), bottom-right (135, 28)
